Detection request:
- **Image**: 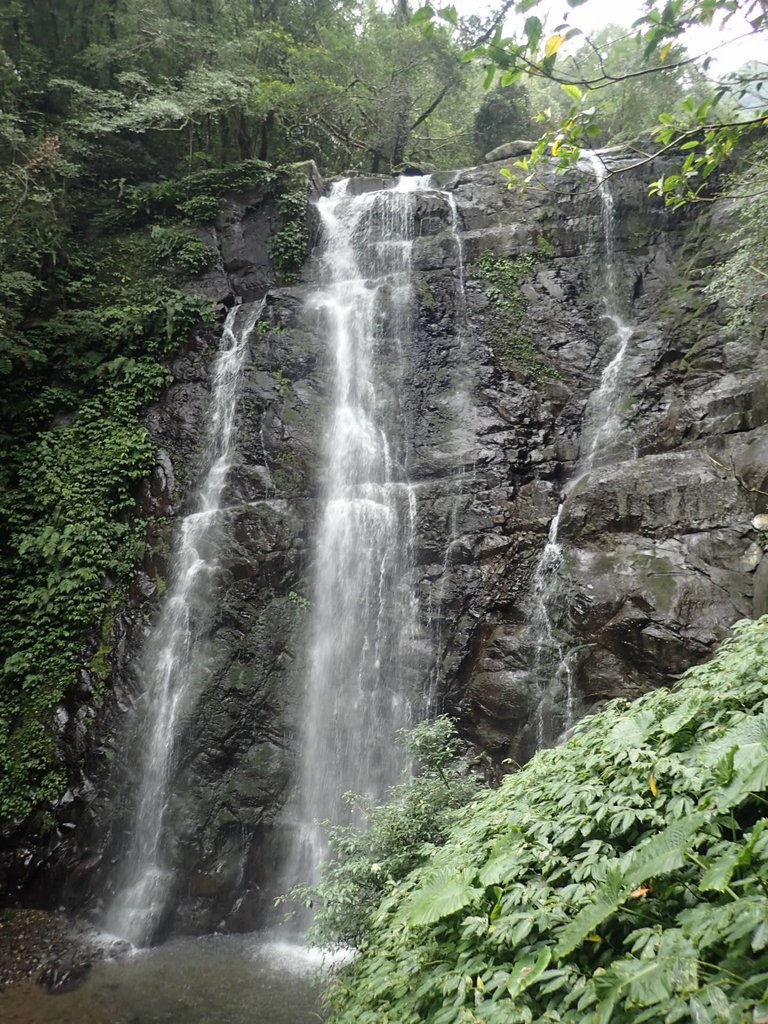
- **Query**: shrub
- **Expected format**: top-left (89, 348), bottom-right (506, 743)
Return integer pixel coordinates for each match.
top-left (286, 716), bottom-right (484, 950)
top-left (325, 617), bottom-right (768, 1024)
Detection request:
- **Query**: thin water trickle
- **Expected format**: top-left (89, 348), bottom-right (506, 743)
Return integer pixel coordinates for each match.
top-left (443, 188), bottom-right (477, 454)
top-left (528, 152), bottom-right (637, 748)
top-left (531, 503), bottom-right (572, 748)
top-left (580, 151), bottom-right (635, 471)
top-left (426, 186), bottom-right (476, 710)
top-left (106, 301), bottom-right (264, 946)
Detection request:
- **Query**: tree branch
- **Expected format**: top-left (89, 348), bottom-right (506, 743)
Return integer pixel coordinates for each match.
top-left (483, 27), bottom-right (761, 93)
top-left (473, 0), bottom-right (517, 46)
top-left (410, 83), bottom-right (450, 132)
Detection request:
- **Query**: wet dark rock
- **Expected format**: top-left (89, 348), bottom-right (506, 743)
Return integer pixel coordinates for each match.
top-left (483, 139), bottom-right (538, 162)
top-left (0, 909), bottom-right (101, 992)
top-left (37, 957), bottom-right (92, 994)
top-left (9, 152), bottom-right (766, 937)
top-left (344, 175), bottom-right (392, 196)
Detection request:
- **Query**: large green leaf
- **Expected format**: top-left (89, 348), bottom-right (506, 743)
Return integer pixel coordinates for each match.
top-left (713, 745), bottom-right (768, 811)
top-left (660, 697), bottom-right (702, 736)
top-left (624, 812), bottom-right (707, 890)
top-left (593, 932), bottom-right (698, 1023)
top-left (478, 843), bottom-right (529, 886)
top-left (505, 948), bottom-right (551, 998)
top-left (399, 868), bottom-right (481, 927)
top-left (554, 867), bottom-right (627, 959)
top-left (555, 815), bottom-right (705, 958)
top-left (701, 712), bottom-right (768, 767)
top-left (606, 710), bottom-right (656, 752)
top-left (700, 844), bottom-right (742, 893)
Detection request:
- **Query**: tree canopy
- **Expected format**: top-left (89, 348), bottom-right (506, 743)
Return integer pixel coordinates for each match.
top-left (417, 0), bottom-right (768, 206)
top-left (0, 0), bottom-right (482, 825)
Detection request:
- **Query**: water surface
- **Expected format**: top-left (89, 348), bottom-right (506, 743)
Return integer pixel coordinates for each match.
top-left (0, 934), bottom-right (325, 1024)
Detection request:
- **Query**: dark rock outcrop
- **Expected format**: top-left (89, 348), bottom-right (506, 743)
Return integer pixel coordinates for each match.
top-left (18, 152), bottom-right (767, 935)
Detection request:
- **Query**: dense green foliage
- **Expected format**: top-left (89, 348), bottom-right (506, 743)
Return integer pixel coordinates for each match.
top-left (474, 82), bottom-right (533, 154)
top-left (419, 0), bottom-right (767, 207)
top-left (324, 616), bottom-right (768, 1024)
top-left (472, 249), bottom-right (559, 383)
top-left (0, 0), bottom-right (482, 828)
top-left (287, 716), bottom-right (484, 950)
top-left (0, 226), bottom-right (212, 823)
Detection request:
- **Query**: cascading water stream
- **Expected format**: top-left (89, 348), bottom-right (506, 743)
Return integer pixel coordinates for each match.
top-left (579, 151), bottom-right (635, 471)
top-left (283, 177), bottom-right (429, 902)
top-left (531, 502), bottom-right (571, 748)
top-left (106, 300), bottom-right (264, 945)
top-left (528, 152), bottom-right (636, 748)
top-left (426, 186), bottom-right (477, 710)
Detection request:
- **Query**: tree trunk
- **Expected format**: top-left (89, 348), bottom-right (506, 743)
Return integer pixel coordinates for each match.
top-left (259, 110), bottom-right (275, 162)
top-left (394, 0), bottom-right (411, 26)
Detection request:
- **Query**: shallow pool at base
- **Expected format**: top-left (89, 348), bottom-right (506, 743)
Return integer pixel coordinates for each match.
top-left (0, 934), bottom-right (326, 1024)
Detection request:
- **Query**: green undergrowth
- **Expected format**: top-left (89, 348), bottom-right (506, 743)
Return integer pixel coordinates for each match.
top-left (108, 158), bottom-right (277, 227)
top-left (472, 249), bottom-right (559, 385)
top-left (286, 716), bottom-right (484, 949)
top-left (0, 181), bottom-right (228, 827)
top-left (0, 293), bottom-right (209, 825)
top-left (325, 616), bottom-right (768, 1024)
top-left (0, 152), bottom-right (312, 826)
top-left (96, 160), bottom-right (309, 277)
top-left (269, 188), bottom-right (310, 276)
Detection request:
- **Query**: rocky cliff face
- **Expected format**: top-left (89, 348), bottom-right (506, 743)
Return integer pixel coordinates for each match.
top-left (26, 153), bottom-right (767, 934)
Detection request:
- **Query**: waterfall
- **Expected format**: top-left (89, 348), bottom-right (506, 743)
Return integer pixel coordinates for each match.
top-left (284, 176), bottom-right (438, 901)
top-left (426, 186), bottom-right (476, 710)
top-left (579, 151), bottom-right (635, 470)
top-left (106, 300), bottom-right (264, 945)
top-left (527, 151), bottom-right (635, 748)
top-left (531, 503), bottom-right (572, 748)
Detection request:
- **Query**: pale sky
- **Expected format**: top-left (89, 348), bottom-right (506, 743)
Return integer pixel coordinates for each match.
top-left (449, 0), bottom-right (767, 73)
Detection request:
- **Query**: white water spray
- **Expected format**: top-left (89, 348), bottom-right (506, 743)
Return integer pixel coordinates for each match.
top-left (284, 178), bottom-right (430, 897)
top-left (107, 300), bottom-right (263, 945)
top-left (528, 152), bottom-right (637, 747)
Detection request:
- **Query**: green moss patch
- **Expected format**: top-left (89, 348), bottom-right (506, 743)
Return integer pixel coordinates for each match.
top-left (472, 250), bottom-right (559, 385)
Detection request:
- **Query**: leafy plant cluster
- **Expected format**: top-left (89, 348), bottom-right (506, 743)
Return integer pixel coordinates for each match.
top-left (288, 589), bottom-right (310, 609)
top-left (0, 398), bottom-right (154, 821)
top-left (0, 279), bottom-right (210, 825)
top-left (119, 159), bottom-right (277, 226)
top-left (269, 189), bottom-right (310, 275)
top-left (472, 249), bottom-right (558, 384)
top-left (324, 615), bottom-right (768, 1024)
top-left (149, 225), bottom-right (216, 275)
top-left (287, 715), bottom-right (484, 950)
